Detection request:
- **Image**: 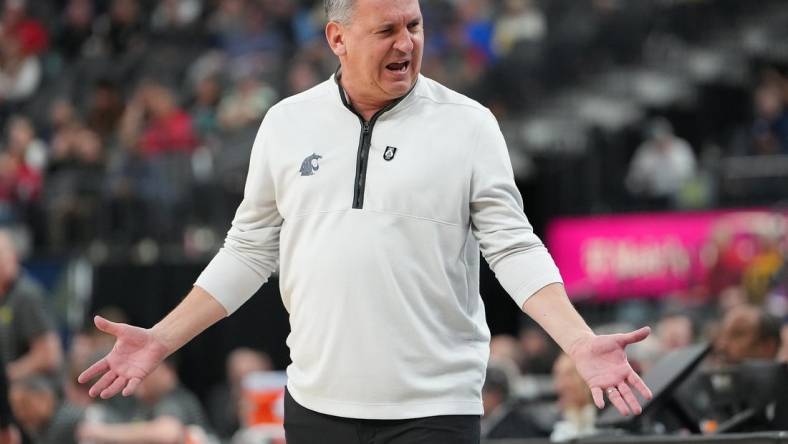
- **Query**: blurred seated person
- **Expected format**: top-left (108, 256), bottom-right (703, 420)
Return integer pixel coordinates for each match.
top-left (713, 304), bottom-right (781, 366)
top-left (550, 354), bottom-right (597, 442)
top-left (9, 376), bottom-right (82, 444)
top-left (625, 117), bottom-right (696, 207)
top-left (750, 78), bottom-right (788, 155)
top-left (480, 362), bottom-right (545, 439)
top-left (489, 334), bottom-right (525, 372)
top-left (206, 347), bottom-right (272, 439)
top-left (77, 357), bottom-right (211, 444)
top-left (0, 230), bottom-right (62, 382)
top-left (656, 309), bottom-right (695, 354)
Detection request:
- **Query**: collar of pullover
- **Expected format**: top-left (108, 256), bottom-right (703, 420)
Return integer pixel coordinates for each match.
top-left (333, 66), bottom-right (419, 122)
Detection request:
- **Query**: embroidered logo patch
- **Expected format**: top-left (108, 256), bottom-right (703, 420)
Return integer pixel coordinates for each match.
top-left (383, 146), bottom-right (397, 161)
top-left (299, 153), bottom-right (323, 176)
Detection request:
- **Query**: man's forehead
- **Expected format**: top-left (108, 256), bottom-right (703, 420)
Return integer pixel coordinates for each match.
top-left (355, 0), bottom-right (422, 23)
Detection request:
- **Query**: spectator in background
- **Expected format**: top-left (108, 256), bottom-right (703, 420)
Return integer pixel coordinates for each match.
top-left (519, 326), bottom-right (560, 374)
top-left (45, 98), bottom-right (78, 142)
top-left (0, 0), bottom-right (48, 57)
top-left (91, 0), bottom-right (147, 57)
top-left (656, 309), bottom-right (695, 353)
top-left (751, 76), bottom-right (788, 155)
top-left (9, 376), bottom-right (82, 444)
top-left (206, 347), bottom-right (272, 440)
top-left (85, 79), bottom-right (125, 144)
top-left (480, 362), bottom-right (545, 439)
top-left (1, 117), bottom-right (48, 243)
top-left (0, 362), bottom-right (21, 444)
top-left (0, 230), bottom-right (62, 382)
top-left (285, 59), bottom-right (322, 96)
top-left (492, 0), bottom-right (546, 57)
top-left (189, 76), bottom-right (222, 138)
top-left (55, 0), bottom-right (95, 61)
top-left (713, 304), bottom-right (781, 365)
top-left (77, 358), bottom-right (212, 444)
top-left (4, 116), bottom-right (46, 173)
top-left (45, 125), bottom-right (104, 250)
top-left (489, 334), bottom-right (525, 372)
top-left (625, 117), bottom-right (696, 206)
top-left (217, 75), bottom-right (277, 131)
top-left (119, 81), bottom-right (199, 158)
top-left (550, 354), bottom-right (597, 442)
top-left (779, 322), bottom-right (788, 363)
top-left (0, 34), bottom-right (41, 104)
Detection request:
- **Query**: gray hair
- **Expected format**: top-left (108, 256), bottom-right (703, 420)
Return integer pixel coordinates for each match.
top-left (325, 0), bottom-right (356, 24)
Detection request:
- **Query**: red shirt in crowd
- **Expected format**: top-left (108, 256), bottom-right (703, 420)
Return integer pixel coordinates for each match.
top-left (138, 110), bottom-right (199, 157)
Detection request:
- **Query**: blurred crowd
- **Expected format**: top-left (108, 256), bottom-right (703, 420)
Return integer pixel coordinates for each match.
top-left (0, 0), bottom-right (783, 256)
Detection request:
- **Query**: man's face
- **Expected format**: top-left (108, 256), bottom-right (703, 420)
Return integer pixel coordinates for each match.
top-left (714, 307), bottom-right (773, 364)
top-left (334, 0), bottom-right (424, 102)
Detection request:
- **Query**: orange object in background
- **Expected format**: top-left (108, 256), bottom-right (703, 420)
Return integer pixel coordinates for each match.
top-left (245, 386), bottom-right (285, 425)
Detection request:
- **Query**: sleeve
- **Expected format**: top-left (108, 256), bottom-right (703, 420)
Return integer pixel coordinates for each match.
top-left (469, 109), bottom-right (563, 308)
top-left (195, 111), bottom-right (283, 314)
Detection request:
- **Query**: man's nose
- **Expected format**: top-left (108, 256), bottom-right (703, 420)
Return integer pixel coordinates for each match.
top-left (393, 29), bottom-right (414, 53)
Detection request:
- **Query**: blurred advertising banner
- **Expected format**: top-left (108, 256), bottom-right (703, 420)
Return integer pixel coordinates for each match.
top-left (546, 209), bottom-right (787, 300)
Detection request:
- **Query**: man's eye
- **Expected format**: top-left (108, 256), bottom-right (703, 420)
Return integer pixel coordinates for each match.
top-left (379, 28), bottom-right (392, 34)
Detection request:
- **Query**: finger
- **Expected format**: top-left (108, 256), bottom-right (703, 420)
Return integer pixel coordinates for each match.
top-left (617, 382), bottom-right (642, 415)
top-left (94, 316), bottom-right (123, 336)
top-left (607, 388), bottom-right (631, 416)
top-left (628, 371), bottom-right (653, 400)
top-left (617, 326), bottom-right (651, 346)
top-left (78, 358), bottom-right (108, 384)
top-left (101, 376), bottom-right (128, 399)
top-left (591, 387), bottom-right (605, 409)
top-left (122, 377), bottom-right (142, 397)
top-left (89, 371), bottom-right (117, 398)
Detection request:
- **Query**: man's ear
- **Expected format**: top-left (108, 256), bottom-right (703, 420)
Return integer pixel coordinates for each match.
top-left (326, 21), bottom-right (347, 57)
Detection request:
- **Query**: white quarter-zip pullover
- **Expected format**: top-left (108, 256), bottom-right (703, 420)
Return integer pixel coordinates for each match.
top-left (196, 74), bottom-right (563, 419)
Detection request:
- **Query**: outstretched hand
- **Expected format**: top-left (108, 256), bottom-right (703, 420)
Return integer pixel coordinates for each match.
top-left (569, 326), bottom-right (653, 416)
top-left (77, 316), bottom-right (170, 399)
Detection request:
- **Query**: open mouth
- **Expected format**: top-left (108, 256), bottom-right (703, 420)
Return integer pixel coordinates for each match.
top-left (386, 61), bottom-right (410, 73)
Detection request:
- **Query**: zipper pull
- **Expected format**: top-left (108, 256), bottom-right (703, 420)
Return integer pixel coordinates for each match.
top-left (362, 121), bottom-right (370, 134)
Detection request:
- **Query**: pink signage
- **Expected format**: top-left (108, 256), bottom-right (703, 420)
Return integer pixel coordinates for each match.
top-left (546, 209), bottom-right (787, 300)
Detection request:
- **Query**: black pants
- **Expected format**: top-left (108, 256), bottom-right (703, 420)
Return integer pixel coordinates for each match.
top-left (284, 389), bottom-right (481, 444)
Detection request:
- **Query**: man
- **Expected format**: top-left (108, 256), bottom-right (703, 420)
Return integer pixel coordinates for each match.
top-left (77, 358), bottom-right (210, 444)
top-left (0, 230), bottom-right (62, 382)
top-left (714, 304), bottom-right (781, 365)
top-left (625, 117), bottom-right (696, 205)
top-left (8, 376), bottom-right (82, 444)
top-left (480, 363), bottom-right (545, 439)
top-left (80, 1), bottom-right (652, 442)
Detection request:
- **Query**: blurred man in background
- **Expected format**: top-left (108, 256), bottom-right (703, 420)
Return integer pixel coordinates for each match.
top-left (8, 376), bottom-right (81, 444)
top-left (0, 230), bottom-right (62, 382)
top-left (77, 358), bottom-right (211, 444)
top-left (714, 304), bottom-right (781, 365)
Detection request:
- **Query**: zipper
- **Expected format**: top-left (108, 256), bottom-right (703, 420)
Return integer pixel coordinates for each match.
top-left (352, 119), bottom-right (373, 209)
top-left (337, 75), bottom-right (411, 209)
top-left (348, 103), bottom-right (397, 209)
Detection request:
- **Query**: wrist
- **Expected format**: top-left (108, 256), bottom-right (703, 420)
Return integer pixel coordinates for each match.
top-left (566, 330), bottom-right (596, 360)
top-left (148, 325), bottom-right (176, 358)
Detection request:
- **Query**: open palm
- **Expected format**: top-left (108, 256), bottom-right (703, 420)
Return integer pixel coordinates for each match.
top-left (569, 327), bottom-right (653, 416)
top-left (78, 316), bottom-right (169, 398)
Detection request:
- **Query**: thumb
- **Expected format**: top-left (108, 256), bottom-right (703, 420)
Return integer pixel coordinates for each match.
top-left (94, 315), bottom-right (123, 337)
top-left (617, 326), bottom-right (651, 346)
